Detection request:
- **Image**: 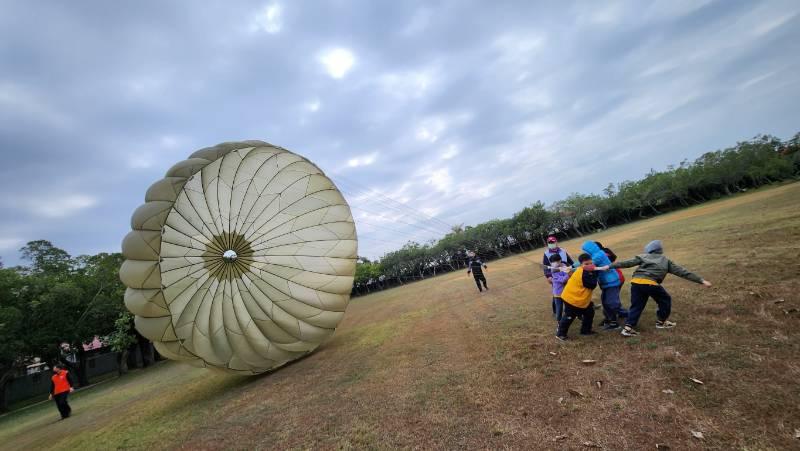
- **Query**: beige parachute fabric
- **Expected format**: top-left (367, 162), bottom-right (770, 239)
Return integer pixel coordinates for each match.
top-left (119, 141), bottom-right (358, 374)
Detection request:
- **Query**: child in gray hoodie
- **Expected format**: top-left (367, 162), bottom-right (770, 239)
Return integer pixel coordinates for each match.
top-left (601, 240), bottom-right (712, 337)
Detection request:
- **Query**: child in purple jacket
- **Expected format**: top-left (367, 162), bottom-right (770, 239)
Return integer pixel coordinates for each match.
top-left (549, 253), bottom-right (572, 324)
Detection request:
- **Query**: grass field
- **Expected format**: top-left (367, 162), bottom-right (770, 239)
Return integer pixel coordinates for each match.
top-left (2, 183), bottom-right (799, 450)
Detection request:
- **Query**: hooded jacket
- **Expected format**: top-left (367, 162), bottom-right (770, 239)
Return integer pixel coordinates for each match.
top-left (581, 241), bottom-right (621, 289)
top-left (610, 240), bottom-right (703, 285)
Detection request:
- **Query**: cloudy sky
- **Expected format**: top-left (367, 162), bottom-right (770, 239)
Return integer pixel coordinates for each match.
top-left (1, 0), bottom-right (799, 265)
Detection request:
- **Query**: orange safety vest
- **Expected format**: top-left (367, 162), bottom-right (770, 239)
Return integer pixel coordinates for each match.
top-left (52, 370), bottom-right (72, 395)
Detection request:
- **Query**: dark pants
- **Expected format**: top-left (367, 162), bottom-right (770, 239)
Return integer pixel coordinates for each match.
top-left (473, 274), bottom-right (487, 291)
top-left (600, 285), bottom-right (627, 322)
top-left (557, 302), bottom-right (595, 337)
top-left (552, 296), bottom-right (564, 321)
top-left (54, 392), bottom-right (71, 418)
top-left (626, 283), bottom-right (672, 327)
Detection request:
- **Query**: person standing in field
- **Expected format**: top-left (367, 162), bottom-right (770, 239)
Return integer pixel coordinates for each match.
top-left (582, 241), bottom-right (626, 330)
top-left (543, 236), bottom-right (574, 286)
top-left (548, 253), bottom-right (572, 324)
top-left (49, 363), bottom-right (75, 419)
top-left (600, 240), bottom-right (712, 337)
top-left (556, 253), bottom-right (599, 340)
top-left (466, 252), bottom-right (489, 292)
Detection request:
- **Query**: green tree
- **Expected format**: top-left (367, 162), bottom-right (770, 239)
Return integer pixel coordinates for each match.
top-left (107, 312), bottom-right (137, 375)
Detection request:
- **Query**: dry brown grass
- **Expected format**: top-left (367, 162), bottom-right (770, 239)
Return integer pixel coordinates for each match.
top-left (1, 182), bottom-right (799, 450)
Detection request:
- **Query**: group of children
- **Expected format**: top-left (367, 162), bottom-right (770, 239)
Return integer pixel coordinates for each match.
top-left (544, 236), bottom-right (712, 340)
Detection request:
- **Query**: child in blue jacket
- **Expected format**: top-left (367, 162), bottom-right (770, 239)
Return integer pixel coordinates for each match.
top-left (581, 241), bottom-right (627, 330)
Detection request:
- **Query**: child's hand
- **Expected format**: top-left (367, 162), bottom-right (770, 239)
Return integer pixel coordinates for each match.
top-left (547, 277), bottom-right (553, 285)
top-left (596, 265), bottom-right (610, 271)
top-left (702, 280), bottom-right (712, 287)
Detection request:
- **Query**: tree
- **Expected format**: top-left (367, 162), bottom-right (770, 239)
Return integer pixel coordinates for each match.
top-left (19, 240), bottom-right (72, 275)
top-left (107, 312), bottom-right (137, 375)
top-left (0, 267), bottom-right (29, 412)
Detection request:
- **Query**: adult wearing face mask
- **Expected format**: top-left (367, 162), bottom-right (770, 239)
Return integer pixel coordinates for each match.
top-left (543, 236), bottom-right (574, 284)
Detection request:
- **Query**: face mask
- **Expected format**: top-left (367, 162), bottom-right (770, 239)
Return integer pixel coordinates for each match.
top-left (547, 243), bottom-right (557, 250)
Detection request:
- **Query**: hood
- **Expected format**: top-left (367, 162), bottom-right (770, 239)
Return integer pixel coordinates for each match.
top-left (645, 240), bottom-right (663, 254)
top-left (581, 241), bottom-right (603, 255)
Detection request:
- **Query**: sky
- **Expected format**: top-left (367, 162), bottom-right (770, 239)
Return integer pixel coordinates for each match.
top-left (1, 0), bottom-right (799, 265)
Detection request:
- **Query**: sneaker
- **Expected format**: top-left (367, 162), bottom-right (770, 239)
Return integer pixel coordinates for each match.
top-left (621, 325), bottom-right (639, 337)
top-left (555, 335), bottom-right (568, 342)
top-left (656, 320), bottom-right (676, 329)
top-left (580, 331), bottom-right (597, 336)
top-left (602, 321), bottom-right (621, 331)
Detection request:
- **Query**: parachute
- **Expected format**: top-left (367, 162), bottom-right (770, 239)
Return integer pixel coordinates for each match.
top-left (119, 141), bottom-right (358, 374)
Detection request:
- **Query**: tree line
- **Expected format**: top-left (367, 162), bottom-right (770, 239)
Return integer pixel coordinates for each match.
top-left (352, 132), bottom-right (800, 295)
top-left (0, 241), bottom-right (141, 411)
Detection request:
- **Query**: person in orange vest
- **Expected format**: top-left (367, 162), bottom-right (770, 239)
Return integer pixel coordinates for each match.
top-left (49, 363), bottom-right (75, 419)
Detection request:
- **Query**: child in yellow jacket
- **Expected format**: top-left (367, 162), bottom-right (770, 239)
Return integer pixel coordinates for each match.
top-left (556, 253), bottom-right (599, 341)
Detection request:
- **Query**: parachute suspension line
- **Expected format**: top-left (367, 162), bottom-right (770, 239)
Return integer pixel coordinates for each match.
top-left (334, 175), bottom-right (544, 267)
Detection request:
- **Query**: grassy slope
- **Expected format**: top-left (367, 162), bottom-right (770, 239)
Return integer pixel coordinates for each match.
top-left (1, 183), bottom-right (799, 450)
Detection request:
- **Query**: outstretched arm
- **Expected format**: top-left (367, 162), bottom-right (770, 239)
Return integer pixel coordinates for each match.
top-left (610, 256), bottom-right (642, 269)
top-left (667, 260), bottom-right (706, 284)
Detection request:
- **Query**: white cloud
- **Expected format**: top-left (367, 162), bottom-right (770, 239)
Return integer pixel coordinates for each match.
top-left (0, 238), bottom-right (22, 251)
top-left (401, 7), bottom-right (432, 35)
top-left (306, 100), bottom-right (321, 112)
top-left (425, 167), bottom-right (452, 193)
top-left (318, 48), bottom-right (355, 79)
top-left (0, 82), bottom-right (70, 128)
top-left (250, 3), bottom-right (283, 34)
top-left (441, 144), bottom-right (459, 160)
top-left (752, 11), bottom-right (797, 36)
top-left (414, 113), bottom-right (473, 144)
top-left (127, 154), bottom-right (155, 169)
top-left (1, 193), bottom-right (97, 218)
top-left (347, 152), bottom-right (378, 168)
top-left (29, 194), bottom-right (98, 218)
top-left (739, 72), bottom-right (776, 90)
top-left (378, 68), bottom-right (436, 99)
top-left (415, 122), bottom-right (443, 143)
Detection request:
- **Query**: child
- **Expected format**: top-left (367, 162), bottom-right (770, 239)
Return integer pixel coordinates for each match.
top-left (603, 240), bottom-right (712, 337)
top-left (466, 253), bottom-right (489, 292)
top-left (581, 241), bottom-right (625, 330)
top-left (548, 253), bottom-right (572, 324)
top-left (556, 253), bottom-right (599, 341)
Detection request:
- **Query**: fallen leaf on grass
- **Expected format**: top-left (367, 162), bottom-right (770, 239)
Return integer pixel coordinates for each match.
top-left (662, 389), bottom-right (674, 394)
top-left (568, 389), bottom-right (585, 397)
top-left (795, 428), bottom-right (800, 439)
top-left (583, 441), bottom-right (602, 448)
top-left (784, 308), bottom-right (799, 315)
top-left (691, 431), bottom-right (704, 440)
top-left (582, 359), bottom-right (597, 365)
top-left (549, 351), bottom-right (557, 356)
top-left (655, 444), bottom-right (671, 450)
top-left (558, 397), bottom-right (565, 404)
top-left (553, 435), bottom-right (567, 442)
top-left (689, 378), bottom-right (704, 385)
top-left (595, 380), bottom-right (603, 389)
top-left (774, 299), bottom-right (785, 304)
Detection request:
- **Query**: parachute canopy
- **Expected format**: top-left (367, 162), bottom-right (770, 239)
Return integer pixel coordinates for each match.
top-left (120, 141), bottom-right (358, 374)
